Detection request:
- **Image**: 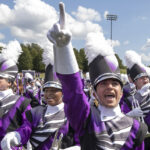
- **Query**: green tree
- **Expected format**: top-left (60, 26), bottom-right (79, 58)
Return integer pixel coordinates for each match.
top-left (18, 44), bottom-right (33, 71)
top-left (33, 52), bottom-right (45, 72)
top-left (74, 48), bottom-right (89, 73)
top-left (0, 46), bottom-right (3, 53)
top-left (115, 54), bottom-right (126, 69)
top-left (79, 48), bottom-right (89, 73)
top-left (17, 43), bottom-right (128, 74)
top-left (29, 43), bottom-right (39, 57)
top-left (74, 48), bottom-right (81, 68)
top-left (18, 43), bottom-right (45, 72)
top-left (30, 43), bottom-right (45, 72)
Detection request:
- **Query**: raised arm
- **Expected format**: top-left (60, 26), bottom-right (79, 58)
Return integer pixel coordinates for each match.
top-left (47, 2), bottom-right (90, 132)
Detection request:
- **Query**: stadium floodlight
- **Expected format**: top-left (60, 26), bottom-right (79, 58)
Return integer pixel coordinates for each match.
top-left (106, 14), bottom-right (118, 44)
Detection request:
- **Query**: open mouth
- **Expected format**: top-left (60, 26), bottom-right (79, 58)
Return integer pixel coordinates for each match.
top-left (46, 97), bottom-right (55, 101)
top-left (104, 93), bottom-right (115, 99)
top-left (47, 98), bottom-right (53, 100)
top-left (47, 99), bottom-right (55, 104)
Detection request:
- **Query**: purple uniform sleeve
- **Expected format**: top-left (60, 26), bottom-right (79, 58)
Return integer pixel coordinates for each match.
top-left (16, 119), bottom-right (32, 145)
top-left (57, 72), bottom-right (90, 134)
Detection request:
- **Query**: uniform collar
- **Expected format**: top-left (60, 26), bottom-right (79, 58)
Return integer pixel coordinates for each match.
top-left (98, 104), bottom-right (122, 121)
top-left (138, 83), bottom-right (150, 96)
top-left (45, 102), bottom-right (64, 116)
top-left (0, 89), bottom-right (14, 101)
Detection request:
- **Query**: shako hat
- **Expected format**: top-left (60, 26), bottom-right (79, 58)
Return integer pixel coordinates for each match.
top-left (42, 44), bottom-right (62, 90)
top-left (0, 40), bottom-right (22, 80)
top-left (84, 32), bottom-right (123, 89)
top-left (43, 64), bottom-right (62, 90)
top-left (24, 72), bottom-right (34, 83)
top-left (0, 59), bottom-right (18, 79)
top-left (125, 50), bottom-right (148, 81)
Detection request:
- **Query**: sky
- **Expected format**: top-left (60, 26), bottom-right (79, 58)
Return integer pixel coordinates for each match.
top-left (1, 0), bottom-right (150, 66)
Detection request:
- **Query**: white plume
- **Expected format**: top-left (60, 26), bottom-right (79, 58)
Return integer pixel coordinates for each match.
top-left (0, 40), bottom-right (22, 63)
top-left (25, 72), bottom-right (33, 80)
top-left (146, 67), bottom-right (150, 76)
top-left (124, 50), bottom-right (142, 69)
top-left (85, 72), bottom-right (90, 80)
top-left (120, 73), bottom-right (129, 84)
top-left (85, 31), bottom-right (114, 64)
top-left (42, 42), bottom-right (54, 67)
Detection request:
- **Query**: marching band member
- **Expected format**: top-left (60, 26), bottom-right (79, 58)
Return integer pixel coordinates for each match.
top-left (123, 50), bottom-right (150, 149)
top-left (1, 51), bottom-right (80, 150)
top-left (119, 69), bottom-right (137, 113)
top-left (24, 72), bottom-right (42, 107)
top-left (0, 40), bottom-right (32, 150)
top-left (120, 51), bottom-right (144, 118)
top-left (46, 2), bottom-right (147, 150)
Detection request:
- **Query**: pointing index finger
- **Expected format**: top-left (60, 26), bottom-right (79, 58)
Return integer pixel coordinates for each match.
top-left (59, 2), bottom-right (65, 29)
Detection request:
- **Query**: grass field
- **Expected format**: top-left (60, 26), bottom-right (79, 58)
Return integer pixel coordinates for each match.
top-left (38, 69), bottom-right (127, 79)
top-left (39, 73), bottom-right (45, 79)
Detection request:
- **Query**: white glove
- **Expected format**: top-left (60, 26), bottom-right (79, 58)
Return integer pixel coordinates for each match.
top-left (47, 2), bottom-right (79, 74)
top-left (47, 2), bottom-right (71, 47)
top-left (26, 140), bottom-right (32, 150)
top-left (1, 131), bottom-right (21, 150)
top-left (47, 23), bottom-right (71, 47)
top-left (126, 107), bottom-right (143, 117)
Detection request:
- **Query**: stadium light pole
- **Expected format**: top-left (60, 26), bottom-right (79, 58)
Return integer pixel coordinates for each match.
top-left (106, 14), bottom-right (117, 45)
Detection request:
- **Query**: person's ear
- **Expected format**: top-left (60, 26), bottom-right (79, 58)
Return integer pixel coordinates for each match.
top-left (93, 92), bottom-right (96, 99)
top-left (120, 90), bottom-right (123, 99)
top-left (7, 81), bottom-right (12, 88)
top-left (133, 80), bottom-right (137, 87)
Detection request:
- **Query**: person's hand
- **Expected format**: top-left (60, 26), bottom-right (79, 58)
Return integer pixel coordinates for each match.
top-left (47, 2), bottom-right (71, 47)
top-left (47, 2), bottom-right (79, 74)
top-left (127, 107), bottom-right (143, 117)
top-left (1, 132), bottom-right (21, 150)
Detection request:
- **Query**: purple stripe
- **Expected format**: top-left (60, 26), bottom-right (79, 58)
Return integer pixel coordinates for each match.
top-left (22, 104), bottom-right (32, 120)
top-left (57, 72), bottom-right (90, 134)
top-left (121, 119), bottom-right (140, 150)
top-left (144, 111), bottom-right (150, 126)
top-left (37, 135), bottom-right (53, 150)
top-left (105, 57), bottom-right (118, 72)
top-left (53, 71), bottom-right (58, 80)
top-left (1, 63), bottom-right (8, 71)
top-left (16, 121), bottom-right (32, 145)
top-left (141, 66), bottom-right (146, 72)
top-left (17, 117), bottom-right (68, 149)
top-left (120, 95), bottom-right (131, 114)
top-left (134, 143), bottom-right (145, 150)
top-left (38, 123), bottom-right (70, 150)
top-left (3, 96), bottom-right (26, 131)
top-left (89, 117), bottom-right (106, 133)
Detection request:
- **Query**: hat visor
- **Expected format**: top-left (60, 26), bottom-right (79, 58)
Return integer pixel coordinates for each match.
top-left (94, 73), bottom-right (123, 89)
top-left (43, 81), bottom-right (62, 90)
top-left (134, 73), bottom-right (148, 81)
top-left (0, 73), bottom-right (14, 79)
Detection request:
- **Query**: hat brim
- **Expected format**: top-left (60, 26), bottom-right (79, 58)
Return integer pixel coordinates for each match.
top-left (43, 81), bottom-right (62, 90)
top-left (94, 73), bottom-right (123, 89)
top-left (0, 73), bottom-right (14, 79)
top-left (134, 73), bottom-right (148, 81)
